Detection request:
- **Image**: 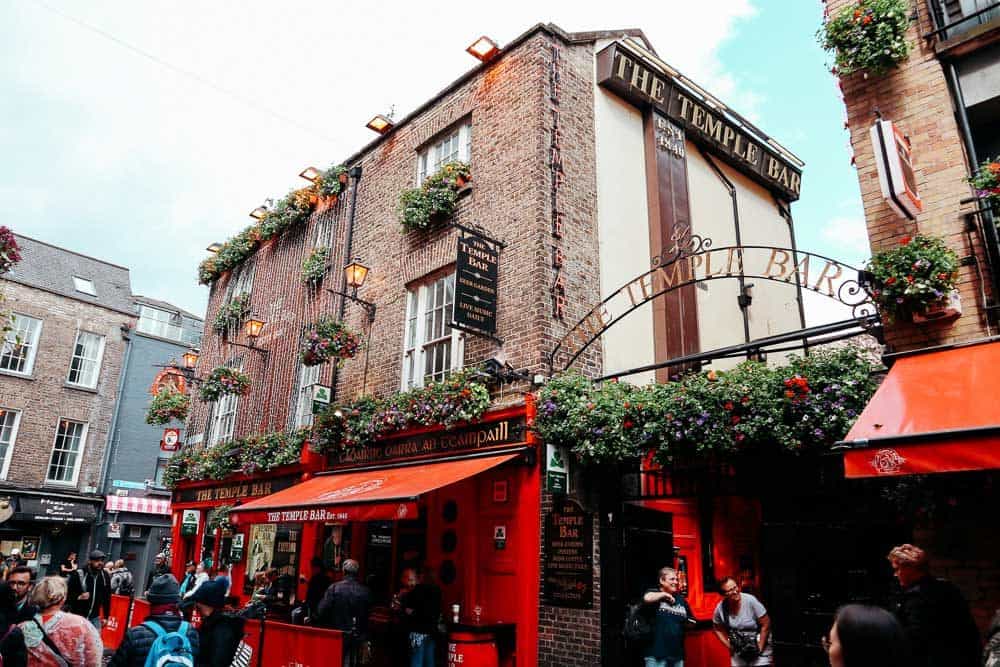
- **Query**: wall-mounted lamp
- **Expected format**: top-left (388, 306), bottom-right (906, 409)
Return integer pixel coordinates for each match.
top-left (182, 350), bottom-right (199, 370)
top-left (344, 258), bottom-right (370, 291)
top-left (222, 315), bottom-right (270, 361)
top-left (466, 36), bottom-right (500, 62)
top-left (244, 317), bottom-right (265, 339)
top-left (205, 242), bottom-right (223, 254)
top-left (365, 114), bottom-right (394, 134)
top-left (299, 166), bottom-right (322, 183)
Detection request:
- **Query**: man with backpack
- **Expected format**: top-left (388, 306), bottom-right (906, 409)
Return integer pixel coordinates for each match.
top-left (111, 560), bottom-right (135, 596)
top-left (109, 573), bottom-right (200, 667)
top-left (66, 549), bottom-right (112, 630)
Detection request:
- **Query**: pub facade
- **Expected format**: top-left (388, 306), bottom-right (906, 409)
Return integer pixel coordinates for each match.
top-left (170, 23), bottom-right (829, 666)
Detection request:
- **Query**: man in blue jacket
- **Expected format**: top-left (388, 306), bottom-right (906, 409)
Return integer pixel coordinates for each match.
top-left (109, 574), bottom-right (200, 667)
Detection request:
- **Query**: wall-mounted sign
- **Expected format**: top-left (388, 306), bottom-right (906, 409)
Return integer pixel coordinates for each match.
top-left (546, 444), bottom-right (569, 494)
top-left (334, 415), bottom-right (527, 466)
top-left (870, 119), bottom-right (922, 220)
top-left (229, 533), bottom-right (245, 562)
top-left (161, 428), bottom-right (181, 452)
top-left (452, 232), bottom-right (500, 335)
top-left (543, 498), bottom-right (593, 608)
top-left (16, 498), bottom-right (98, 524)
top-left (596, 41), bottom-right (802, 201)
top-left (113, 480), bottom-right (146, 490)
top-left (311, 384), bottom-right (331, 415)
top-left (150, 368), bottom-right (187, 397)
top-left (108, 523), bottom-right (122, 539)
top-left (181, 509), bottom-right (200, 537)
top-left (494, 525), bottom-right (507, 550)
top-left (172, 474), bottom-right (299, 504)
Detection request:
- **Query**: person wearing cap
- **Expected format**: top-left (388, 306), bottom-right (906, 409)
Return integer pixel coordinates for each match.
top-left (177, 561), bottom-right (197, 597)
top-left (144, 553), bottom-right (170, 595)
top-left (186, 579), bottom-right (244, 667)
top-left (109, 574), bottom-right (199, 667)
top-left (66, 549), bottom-right (111, 630)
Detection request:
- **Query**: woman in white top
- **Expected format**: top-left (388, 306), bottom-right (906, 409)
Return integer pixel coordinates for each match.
top-left (712, 576), bottom-right (773, 666)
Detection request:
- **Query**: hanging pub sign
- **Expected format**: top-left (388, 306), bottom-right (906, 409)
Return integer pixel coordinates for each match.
top-left (161, 428), bottom-right (180, 452)
top-left (452, 232), bottom-right (499, 335)
top-left (870, 119), bottom-right (922, 220)
top-left (543, 498), bottom-right (593, 608)
top-left (181, 509), bottom-right (200, 537)
top-left (311, 384), bottom-right (332, 414)
top-left (150, 368), bottom-right (187, 396)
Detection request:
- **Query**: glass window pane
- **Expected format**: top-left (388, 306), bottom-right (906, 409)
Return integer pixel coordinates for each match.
top-left (67, 332), bottom-right (103, 387)
top-left (1, 315), bottom-right (41, 374)
top-left (47, 420), bottom-right (84, 482)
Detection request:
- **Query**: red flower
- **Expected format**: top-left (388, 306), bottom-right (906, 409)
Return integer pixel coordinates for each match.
top-left (900, 236), bottom-right (912, 245)
top-left (885, 276), bottom-right (897, 285)
top-left (623, 402), bottom-right (630, 409)
top-left (587, 403), bottom-right (595, 411)
top-left (735, 433), bottom-right (745, 443)
top-left (785, 390), bottom-right (795, 399)
top-left (906, 275), bottom-right (914, 284)
top-left (623, 420), bottom-right (634, 429)
top-left (862, 14), bottom-right (872, 24)
top-left (741, 396), bottom-right (750, 405)
top-left (731, 415), bottom-right (741, 425)
top-left (937, 273), bottom-right (948, 280)
top-left (724, 401), bottom-right (734, 411)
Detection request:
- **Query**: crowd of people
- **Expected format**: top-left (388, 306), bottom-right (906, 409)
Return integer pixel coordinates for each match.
top-left (636, 542), bottom-right (996, 667)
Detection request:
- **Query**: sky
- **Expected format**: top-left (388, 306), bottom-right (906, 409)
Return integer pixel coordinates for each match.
top-left (1, 0), bottom-right (866, 325)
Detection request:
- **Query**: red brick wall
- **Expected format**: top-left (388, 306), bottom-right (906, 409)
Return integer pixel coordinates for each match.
top-left (826, 0), bottom-right (993, 350)
top-left (0, 281), bottom-right (131, 490)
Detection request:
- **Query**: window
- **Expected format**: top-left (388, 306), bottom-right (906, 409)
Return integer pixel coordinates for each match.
top-left (46, 419), bottom-right (88, 484)
top-left (0, 409), bottom-right (21, 479)
top-left (0, 314), bottom-right (42, 376)
top-left (138, 305), bottom-right (183, 340)
top-left (72, 277), bottom-right (96, 296)
top-left (417, 122), bottom-right (472, 185)
top-left (228, 263), bottom-right (255, 300)
top-left (294, 363), bottom-right (322, 427)
top-left (402, 273), bottom-right (463, 389)
top-left (209, 363), bottom-right (241, 445)
top-left (67, 331), bottom-right (105, 388)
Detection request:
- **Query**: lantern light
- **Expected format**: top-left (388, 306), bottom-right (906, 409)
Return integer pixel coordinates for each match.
top-left (466, 36), bottom-right (500, 62)
top-left (244, 318), bottom-right (266, 339)
top-left (182, 350), bottom-right (199, 369)
top-left (299, 166), bottom-right (322, 183)
top-left (205, 242), bottom-right (223, 254)
top-left (365, 114), bottom-right (394, 134)
top-left (344, 258), bottom-right (370, 290)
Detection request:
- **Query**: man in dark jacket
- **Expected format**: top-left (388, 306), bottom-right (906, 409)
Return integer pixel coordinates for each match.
top-left (145, 553), bottom-right (170, 594)
top-left (187, 579), bottom-right (245, 667)
top-left (303, 557), bottom-right (331, 621)
top-left (318, 559), bottom-right (370, 667)
top-left (66, 549), bottom-right (112, 630)
top-left (109, 574), bottom-right (200, 667)
top-left (888, 544), bottom-right (981, 667)
top-left (7, 565), bottom-right (38, 623)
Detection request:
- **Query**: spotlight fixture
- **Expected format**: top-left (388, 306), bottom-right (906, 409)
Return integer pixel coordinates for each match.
top-left (249, 205), bottom-right (269, 220)
top-left (205, 242), bottom-right (223, 254)
top-left (299, 166), bottom-right (322, 183)
top-left (466, 36), bottom-right (500, 62)
top-left (365, 114), bottom-right (394, 134)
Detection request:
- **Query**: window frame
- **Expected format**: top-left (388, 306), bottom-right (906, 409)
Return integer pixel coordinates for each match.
top-left (416, 122), bottom-right (472, 185)
top-left (401, 273), bottom-right (464, 390)
top-left (46, 418), bottom-right (89, 486)
top-left (0, 313), bottom-right (43, 377)
top-left (294, 362), bottom-right (322, 428)
top-left (227, 262), bottom-right (256, 301)
top-left (66, 330), bottom-right (106, 389)
top-left (0, 408), bottom-right (22, 480)
top-left (137, 305), bottom-right (185, 341)
top-left (208, 360), bottom-right (242, 445)
top-left (72, 276), bottom-right (97, 296)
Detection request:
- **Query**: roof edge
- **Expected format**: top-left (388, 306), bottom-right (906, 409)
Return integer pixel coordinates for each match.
top-left (13, 233), bottom-right (132, 272)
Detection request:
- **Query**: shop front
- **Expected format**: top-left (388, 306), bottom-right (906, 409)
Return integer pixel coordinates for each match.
top-left (0, 490), bottom-right (101, 575)
top-left (230, 403), bottom-right (540, 667)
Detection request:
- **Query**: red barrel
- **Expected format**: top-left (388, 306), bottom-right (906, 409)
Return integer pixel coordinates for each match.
top-left (448, 631), bottom-right (499, 667)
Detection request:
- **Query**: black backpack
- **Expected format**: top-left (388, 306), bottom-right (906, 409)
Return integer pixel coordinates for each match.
top-left (624, 602), bottom-right (652, 642)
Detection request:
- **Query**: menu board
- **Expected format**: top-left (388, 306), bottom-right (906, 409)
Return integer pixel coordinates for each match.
top-left (542, 498), bottom-right (593, 608)
top-left (272, 524), bottom-right (301, 578)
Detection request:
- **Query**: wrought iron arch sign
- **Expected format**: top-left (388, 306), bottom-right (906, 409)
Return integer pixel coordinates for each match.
top-left (548, 232), bottom-right (878, 373)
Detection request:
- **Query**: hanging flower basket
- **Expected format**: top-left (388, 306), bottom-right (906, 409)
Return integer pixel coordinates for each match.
top-left (397, 162), bottom-right (471, 233)
top-left (867, 235), bottom-right (960, 323)
top-left (818, 0), bottom-right (913, 77)
top-left (145, 388), bottom-right (191, 425)
top-left (212, 293), bottom-right (251, 334)
top-left (0, 227), bottom-right (22, 275)
top-left (968, 157), bottom-right (1000, 210)
top-left (300, 317), bottom-right (362, 367)
top-left (318, 164), bottom-right (349, 199)
top-left (198, 366), bottom-right (252, 402)
top-left (301, 246), bottom-right (330, 286)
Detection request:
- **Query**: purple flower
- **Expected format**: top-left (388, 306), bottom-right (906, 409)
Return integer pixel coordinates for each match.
top-left (896, 297), bottom-right (905, 304)
top-left (592, 428), bottom-right (604, 436)
top-left (813, 428), bottom-right (825, 438)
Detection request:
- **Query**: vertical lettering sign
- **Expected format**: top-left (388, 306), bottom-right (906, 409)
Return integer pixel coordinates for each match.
top-left (543, 498), bottom-right (593, 608)
top-left (549, 44), bottom-right (567, 320)
top-left (453, 233), bottom-right (499, 334)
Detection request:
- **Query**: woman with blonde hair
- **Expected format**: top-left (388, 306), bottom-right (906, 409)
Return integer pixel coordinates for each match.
top-left (19, 576), bottom-right (102, 666)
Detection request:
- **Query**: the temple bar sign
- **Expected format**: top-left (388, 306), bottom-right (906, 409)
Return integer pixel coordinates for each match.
top-left (596, 42), bottom-right (802, 201)
top-left (453, 232), bottom-right (499, 335)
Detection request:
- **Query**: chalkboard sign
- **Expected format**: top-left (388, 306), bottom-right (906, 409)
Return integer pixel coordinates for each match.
top-left (452, 232), bottom-right (499, 335)
top-left (543, 498), bottom-right (593, 608)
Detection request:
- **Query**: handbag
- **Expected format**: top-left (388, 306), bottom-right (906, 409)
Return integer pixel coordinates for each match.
top-left (721, 606), bottom-right (761, 662)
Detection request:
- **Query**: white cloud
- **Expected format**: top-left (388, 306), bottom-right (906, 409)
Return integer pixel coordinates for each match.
top-left (820, 215), bottom-right (871, 256)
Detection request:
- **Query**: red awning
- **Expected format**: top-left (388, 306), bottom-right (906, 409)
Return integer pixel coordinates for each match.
top-left (839, 341), bottom-right (1000, 478)
top-left (230, 453), bottom-right (520, 525)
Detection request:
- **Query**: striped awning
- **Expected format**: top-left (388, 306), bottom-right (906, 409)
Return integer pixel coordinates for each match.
top-left (105, 495), bottom-right (171, 515)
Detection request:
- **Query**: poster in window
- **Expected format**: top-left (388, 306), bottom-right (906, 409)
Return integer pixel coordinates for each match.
top-left (245, 524), bottom-right (276, 593)
top-left (271, 524), bottom-right (301, 578)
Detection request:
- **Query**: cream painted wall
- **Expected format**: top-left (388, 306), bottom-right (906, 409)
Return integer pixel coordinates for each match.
top-left (593, 86), bottom-right (655, 385)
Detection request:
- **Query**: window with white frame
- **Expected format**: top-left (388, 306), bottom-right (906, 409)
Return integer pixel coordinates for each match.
top-left (66, 331), bottom-right (105, 388)
top-left (0, 314), bottom-right (42, 376)
top-left (228, 262), bottom-right (255, 299)
top-left (46, 419), bottom-right (88, 484)
top-left (402, 273), bottom-right (463, 389)
top-left (0, 409), bottom-right (21, 479)
top-left (72, 277), bottom-right (96, 296)
top-left (209, 362), bottom-right (241, 445)
top-left (417, 122), bottom-right (471, 185)
top-left (137, 305), bottom-right (184, 342)
top-left (294, 363), bottom-right (322, 427)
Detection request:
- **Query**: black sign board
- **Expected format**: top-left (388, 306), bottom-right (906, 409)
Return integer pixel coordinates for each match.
top-left (543, 498), bottom-right (593, 608)
top-left (16, 497), bottom-right (98, 524)
top-left (452, 232), bottom-right (499, 335)
top-left (334, 415), bottom-right (527, 466)
top-left (172, 475), bottom-right (299, 504)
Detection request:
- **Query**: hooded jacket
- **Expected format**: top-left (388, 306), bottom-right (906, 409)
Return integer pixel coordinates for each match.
top-left (196, 611), bottom-right (245, 667)
top-left (66, 566), bottom-right (111, 619)
top-left (108, 612), bottom-right (200, 667)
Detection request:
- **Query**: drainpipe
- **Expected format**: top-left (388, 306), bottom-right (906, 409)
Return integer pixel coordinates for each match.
top-left (698, 147), bottom-right (751, 346)
top-left (94, 323), bottom-right (133, 553)
top-left (331, 165), bottom-right (363, 403)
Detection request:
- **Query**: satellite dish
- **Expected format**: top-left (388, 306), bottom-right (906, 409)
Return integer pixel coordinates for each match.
top-left (0, 498), bottom-right (13, 524)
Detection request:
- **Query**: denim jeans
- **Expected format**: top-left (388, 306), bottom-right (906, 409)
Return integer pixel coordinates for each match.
top-left (89, 616), bottom-right (102, 632)
top-left (409, 633), bottom-right (435, 667)
top-left (644, 658), bottom-right (683, 667)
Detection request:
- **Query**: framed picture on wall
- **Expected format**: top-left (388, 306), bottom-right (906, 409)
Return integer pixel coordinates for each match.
top-left (21, 538), bottom-right (39, 560)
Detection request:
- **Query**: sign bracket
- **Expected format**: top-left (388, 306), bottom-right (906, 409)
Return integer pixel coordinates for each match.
top-left (450, 320), bottom-right (503, 345)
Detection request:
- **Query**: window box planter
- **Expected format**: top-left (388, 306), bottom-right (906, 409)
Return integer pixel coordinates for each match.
top-left (867, 235), bottom-right (960, 323)
top-left (911, 289), bottom-right (962, 323)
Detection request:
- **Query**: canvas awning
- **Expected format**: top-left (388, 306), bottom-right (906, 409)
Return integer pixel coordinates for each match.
top-left (837, 340), bottom-right (1000, 478)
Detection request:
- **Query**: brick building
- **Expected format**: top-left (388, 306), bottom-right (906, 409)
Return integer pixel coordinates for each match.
top-left (173, 23), bottom-right (826, 666)
top-left (0, 234), bottom-right (134, 571)
top-left (825, 0), bottom-right (1000, 637)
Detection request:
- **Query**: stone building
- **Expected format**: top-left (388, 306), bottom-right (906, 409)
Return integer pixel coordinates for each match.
top-left (0, 234), bottom-right (133, 571)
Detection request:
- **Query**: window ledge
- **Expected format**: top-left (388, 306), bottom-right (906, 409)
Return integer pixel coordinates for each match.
top-left (64, 383), bottom-right (99, 394)
top-left (42, 481), bottom-right (79, 490)
top-left (0, 370), bottom-right (34, 381)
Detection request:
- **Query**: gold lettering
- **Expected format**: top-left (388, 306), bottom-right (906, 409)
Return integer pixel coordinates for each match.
top-left (786, 254), bottom-right (810, 285)
top-left (688, 252), bottom-right (703, 281)
top-left (727, 248), bottom-right (744, 275)
top-left (677, 93), bottom-right (693, 121)
top-left (650, 77), bottom-right (666, 103)
top-left (614, 52), bottom-right (633, 80)
top-left (745, 143), bottom-right (760, 166)
top-left (637, 272), bottom-right (655, 300)
top-left (630, 64), bottom-right (650, 94)
top-left (721, 126), bottom-right (736, 149)
top-left (655, 261), bottom-right (686, 290)
top-left (704, 115), bottom-right (724, 143)
top-left (733, 135), bottom-right (748, 160)
top-left (764, 248), bottom-right (791, 280)
top-left (767, 157), bottom-right (782, 180)
top-left (691, 105), bottom-right (706, 131)
top-left (813, 261), bottom-right (844, 297)
top-left (789, 172), bottom-right (801, 195)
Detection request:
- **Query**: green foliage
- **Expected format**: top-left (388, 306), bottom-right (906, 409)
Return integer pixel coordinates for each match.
top-left (867, 235), bottom-right (959, 320)
top-left (300, 317), bottom-right (362, 366)
top-left (818, 0), bottom-right (912, 76)
top-left (535, 345), bottom-right (879, 466)
top-left (164, 429), bottom-right (310, 487)
top-left (212, 292), bottom-right (251, 334)
top-left (968, 158), bottom-right (1000, 207)
top-left (301, 246), bottom-right (330, 286)
top-left (198, 366), bottom-right (252, 402)
top-left (396, 161), bottom-right (469, 232)
top-left (312, 368), bottom-right (491, 455)
top-left (317, 164), bottom-right (348, 199)
top-left (145, 388), bottom-right (191, 425)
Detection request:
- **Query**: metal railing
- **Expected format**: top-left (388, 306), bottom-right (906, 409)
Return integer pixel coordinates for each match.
top-left (924, 0), bottom-right (1000, 41)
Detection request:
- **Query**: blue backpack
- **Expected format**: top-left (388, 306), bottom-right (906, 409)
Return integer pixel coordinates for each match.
top-left (142, 621), bottom-right (194, 667)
